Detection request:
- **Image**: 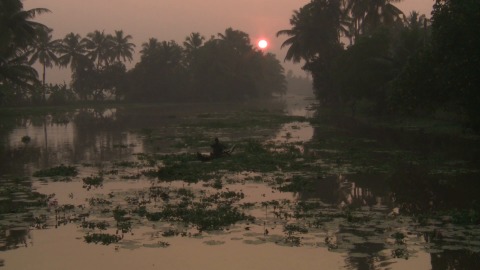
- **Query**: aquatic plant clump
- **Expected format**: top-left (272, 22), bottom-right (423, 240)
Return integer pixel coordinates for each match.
top-left (33, 165), bottom-right (78, 177)
top-left (82, 176), bottom-right (104, 190)
top-left (81, 221), bottom-right (110, 230)
top-left (84, 233), bottom-right (121, 245)
top-left (146, 202), bottom-right (253, 231)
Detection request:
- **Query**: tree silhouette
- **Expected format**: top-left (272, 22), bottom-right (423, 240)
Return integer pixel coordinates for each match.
top-left (276, 0), bottom-right (343, 63)
top-left (28, 27), bottom-right (61, 101)
top-left (183, 32), bottom-right (205, 54)
top-left (140, 38), bottom-right (160, 59)
top-left (110, 30), bottom-right (135, 63)
top-left (0, 0), bottom-right (49, 96)
top-left (84, 30), bottom-right (111, 68)
top-left (345, 0), bottom-right (404, 41)
top-left (57, 32), bottom-right (89, 72)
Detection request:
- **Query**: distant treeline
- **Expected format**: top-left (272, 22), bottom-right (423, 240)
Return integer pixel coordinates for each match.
top-left (285, 70), bottom-right (314, 96)
top-left (0, 0), bottom-right (286, 105)
top-left (278, 0), bottom-right (480, 132)
top-left (126, 30), bottom-right (286, 102)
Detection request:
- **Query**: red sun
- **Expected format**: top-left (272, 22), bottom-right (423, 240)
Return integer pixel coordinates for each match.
top-left (258, 39), bottom-right (268, 49)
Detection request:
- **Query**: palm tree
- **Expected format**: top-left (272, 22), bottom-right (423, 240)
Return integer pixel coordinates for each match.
top-left (345, 0), bottom-right (404, 40)
top-left (110, 30), bottom-right (135, 63)
top-left (183, 32), bottom-right (205, 53)
top-left (140, 38), bottom-right (160, 59)
top-left (56, 32), bottom-right (89, 72)
top-left (276, 0), bottom-right (343, 63)
top-left (0, 49), bottom-right (38, 90)
top-left (158, 40), bottom-right (183, 66)
top-left (0, 0), bottom-right (49, 94)
top-left (183, 32), bottom-right (205, 66)
top-left (84, 30), bottom-right (112, 68)
top-left (218, 28), bottom-right (252, 54)
top-left (28, 28), bottom-right (61, 100)
top-left (0, 0), bottom-right (50, 53)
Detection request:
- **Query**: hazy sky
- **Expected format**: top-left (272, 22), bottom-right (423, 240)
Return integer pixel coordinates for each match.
top-left (23, 0), bottom-right (434, 84)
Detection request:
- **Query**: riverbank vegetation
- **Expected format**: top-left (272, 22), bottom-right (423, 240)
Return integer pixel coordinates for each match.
top-left (277, 0), bottom-right (480, 133)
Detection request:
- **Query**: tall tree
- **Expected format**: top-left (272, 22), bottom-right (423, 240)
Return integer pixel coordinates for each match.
top-left (430, 0), bottom-right (480, 131)
top-left (110, 30), bottom-right (135, 63)
top-left (0, 0), bottom-right (49, 98)
top-left (0, 0), bottom-right (50, 54)
top-left (128, 40), bottom-right (185, 101)
top-left (28, 27), bottom-right (61, 101)
top-left (218, 28), bottom-right (252, 54)
top-left (276, 0), bottom-right (344, 63)
top-left (183, 32), bottom-right (205, 65)
top-left (84, 30), bottom-right (111, 68)
top-left (140, 38), bottom-right (160, 59)
top-left (345, 0), bottom-right (404, 41)
top-left (0, 51), bottom-right (38, 91)
top-left (57, 32), bottom-right (89, 72)
top-left (183, 32), bottom-right (205, 53)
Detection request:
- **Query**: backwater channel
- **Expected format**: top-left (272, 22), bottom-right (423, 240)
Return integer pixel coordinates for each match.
top-left (0, 95), bottom-right (479, 269)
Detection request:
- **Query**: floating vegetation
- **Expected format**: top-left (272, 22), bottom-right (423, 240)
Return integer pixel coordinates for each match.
top-left (82, 175), bottom-right (104, 190)
top-left (84, 233), bottom-right (121, 245)
top-left (146, 200), bottom-right (252, 231)
top-left (81, 221), bottom-right (109, 230)
top-left (162, 229), bottom-right (180, 237)
top-left (33, 165), bottom-right (78, 177)
top-left (143, 241), bottom-right (170, 248)
top-left (212, 179), bottom-right (223, 189)
top-left (117, 221), bottom-right (132, 234)
top-left (284, 224), bottom-right (308, 235)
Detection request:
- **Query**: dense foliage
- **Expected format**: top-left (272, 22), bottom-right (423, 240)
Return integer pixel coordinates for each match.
top-left (125, 28), bottom-right (286, 102)
top-left (1, 2), bottom-right (286, 105)
top-left (278, 0), bottom-right (480, 132)
top-left (0, 0), bottom-right (49, 104)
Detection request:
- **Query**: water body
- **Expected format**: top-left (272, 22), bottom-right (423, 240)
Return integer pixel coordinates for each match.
top-left (0, 96), bottom-right (479, 270)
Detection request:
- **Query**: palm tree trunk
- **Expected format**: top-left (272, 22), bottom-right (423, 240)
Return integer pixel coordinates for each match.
top-left (43, 63), bottom-right (46, 102)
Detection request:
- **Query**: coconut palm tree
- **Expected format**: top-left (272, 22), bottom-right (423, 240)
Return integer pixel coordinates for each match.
top-left (110, 30), bottom-right (135, 63)
top-left (84, 30), bottom-right (112, 68)
top-left (0, 0), bottom-right (50, 53)
top-left (140, 38), bottom-right (160, 59)
top-left (217, 28), bottom-right (252, 54)
top-left (28, 27), bottom-right (61, 100)
top-left (276, 0), bottom-right (343, 63)
top-left (345, 0), bottom-right (404, 39)
top-left (56, 32), bottom-right (89, 72)
top-left (1, 0), bottom-right (51, 103)
top-left (183, 32), bottom-right (205, 53)
top-left (0, 49), bottom-right (38, 90)
top-left (183, 32), bottom-right (205, 66)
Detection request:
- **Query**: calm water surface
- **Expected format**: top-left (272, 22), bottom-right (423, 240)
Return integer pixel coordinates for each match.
top-left (0, 96), bottom-right (479, 270)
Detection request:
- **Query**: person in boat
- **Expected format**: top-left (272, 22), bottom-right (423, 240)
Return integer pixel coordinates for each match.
top-left (210, 137), bottom-right (226, 158)
top-left (197, 137), bottom-right (235, 161)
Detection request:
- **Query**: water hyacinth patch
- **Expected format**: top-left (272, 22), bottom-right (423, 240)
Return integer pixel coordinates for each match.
top-left (33, 165), bottom-right (78, 177)
top-left (84, 233), bottom-right (122, 245)
top-left (82, 175), bottom-right (104, 190)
